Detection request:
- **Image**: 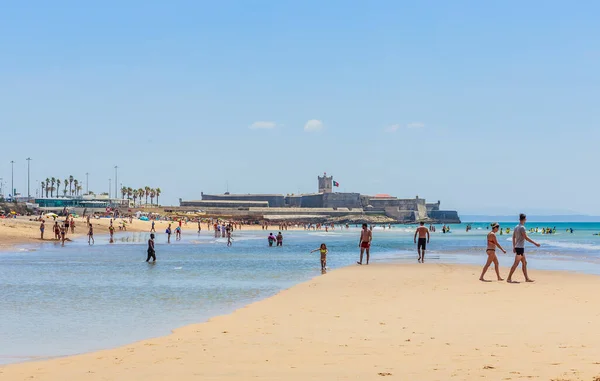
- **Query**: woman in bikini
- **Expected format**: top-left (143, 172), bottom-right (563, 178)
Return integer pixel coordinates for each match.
top-left (480, 222), bottom-right (507, 281)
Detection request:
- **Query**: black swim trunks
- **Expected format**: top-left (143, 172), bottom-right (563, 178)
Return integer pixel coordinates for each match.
top-left (515, 248), bottom-right (525, 255)
top-left (418, 238), bottom-right (427, 250)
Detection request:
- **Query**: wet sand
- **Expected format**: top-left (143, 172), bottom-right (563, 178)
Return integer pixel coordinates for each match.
top-left (2, 263), bottom-right (599, 380)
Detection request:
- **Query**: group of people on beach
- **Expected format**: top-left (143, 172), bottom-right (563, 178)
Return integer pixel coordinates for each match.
top-left (39, 215), bottom-right (96, 246)
top-left (137, 213), bottom-right (540, 282)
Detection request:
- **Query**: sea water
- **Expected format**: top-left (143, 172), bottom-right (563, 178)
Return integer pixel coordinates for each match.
top-left (2, 222), bottom-right (600, 365)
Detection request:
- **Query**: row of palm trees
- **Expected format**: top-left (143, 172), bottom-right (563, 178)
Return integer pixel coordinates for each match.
top-left (121, 186), bottom-right (162, 207)
top-left (40, 176), bottom-right (82, 198)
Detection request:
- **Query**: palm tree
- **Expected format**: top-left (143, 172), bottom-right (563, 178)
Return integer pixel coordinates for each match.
top-left (63, 189), bottom-right (67, 196)
top-left (127, 187), bottom-right (133, 200)
top-left (56, 180), bottom-right (61, 197)
top-left (76, 185), bottom-right (82, 196)
top-left (69, 175), bottom-right (74, 195)
top-left (138, 188), bottom-right (144, 205)
top-left (64, 179), bottom-right (69, 196)
top-left (50, 177), bottom-right (56, 197)
top-left (121, 186), bottom-right (127, 199)
top-left (132, 190), bottom-right (139, 207)
top-left (40, 181), bottom-right (45, 198)
top-left (150, 188), bottom-right (156, 206)
top-left (155, 188), bottom-right (161, 206)
top-left (144, 186), bottom-right (150, 205)
top-left (73, 179), bottom-right (79, 195)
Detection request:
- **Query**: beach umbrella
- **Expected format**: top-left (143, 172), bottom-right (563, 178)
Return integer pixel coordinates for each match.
top-left (45, 213), bottom-right (58, 217)
top-left (140, 216), bottom-right (149, 221)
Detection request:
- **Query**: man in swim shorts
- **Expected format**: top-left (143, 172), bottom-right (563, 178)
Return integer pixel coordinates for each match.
top-left (413, 221), bottom-right (430, 263)
top-left (357, 223), bottom-right (372, 265)
top-left (146, 233), bottom-right (156, 262)
top-left (507, 213), bottom-right (540, 283)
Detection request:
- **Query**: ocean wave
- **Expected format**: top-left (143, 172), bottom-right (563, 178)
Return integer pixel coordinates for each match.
top-left (542, 240), bottom-right (600, 251)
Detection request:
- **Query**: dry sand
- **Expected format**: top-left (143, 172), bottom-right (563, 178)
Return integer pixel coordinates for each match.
top-left (2, 263), bottom-right (600, 380)
top-left (0, 217), bottom-right (319, 250)
top-left (0, 217), bottom-right (153, 250)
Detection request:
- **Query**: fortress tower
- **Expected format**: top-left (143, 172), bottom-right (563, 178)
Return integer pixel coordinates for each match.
top-left (318, 172), bottom-right (333, 193)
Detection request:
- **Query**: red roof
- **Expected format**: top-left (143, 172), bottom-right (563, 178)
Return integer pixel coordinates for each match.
top-left (374, 194), bottom-right (392, 198)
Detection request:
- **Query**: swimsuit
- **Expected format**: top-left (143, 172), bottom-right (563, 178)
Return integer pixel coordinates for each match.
top-left (360, 241), bottom-right (370, 249)
top-left (418, 238), bottom-right (427, 250)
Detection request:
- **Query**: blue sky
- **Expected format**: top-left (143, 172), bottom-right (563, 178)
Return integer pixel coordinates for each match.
top-left (1, 1), bottom-right (599, 215)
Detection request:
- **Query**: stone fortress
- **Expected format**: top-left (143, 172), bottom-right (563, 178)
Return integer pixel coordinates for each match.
top-left (179, 173), bottom-right (460, 223)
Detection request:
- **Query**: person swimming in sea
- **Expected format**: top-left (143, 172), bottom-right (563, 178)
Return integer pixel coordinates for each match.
top-left (310, 243), bottom-right (329, 271)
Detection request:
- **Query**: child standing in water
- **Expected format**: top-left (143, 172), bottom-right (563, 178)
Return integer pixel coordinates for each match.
top-left (310, 243), bottom-right (329, 271)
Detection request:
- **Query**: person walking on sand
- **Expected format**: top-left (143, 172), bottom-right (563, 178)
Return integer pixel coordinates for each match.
top-left (310, 243), bottom-right (329, 271)
top-left (413, 221), bottom-right (430, 263)
top-left (88, 223), bottom-right (94, 245)
top-left (146, 233), bottom-right (156, 262)
top-left (357, 223), bottom-right (372, 265)
top-left (507, 214), bottom-right (540, 283)
top-left (109, 224), bottom-right (115, 242)
top-left (197, 220), bottom-right (202, 234)
top-left (480, 222), bottom-right (507, 281)
top-left (53, 221), bottom-right (60, 240)
top-left (150, 220), bottom-right (156, 233)
top-left (40, 220), bottom-right (45, 240)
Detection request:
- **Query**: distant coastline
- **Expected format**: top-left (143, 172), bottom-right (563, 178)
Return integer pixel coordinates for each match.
top-left (461, 214), bottom-right (600, 223)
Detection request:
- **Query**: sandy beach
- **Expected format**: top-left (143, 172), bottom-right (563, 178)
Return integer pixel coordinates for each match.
top-left (2, 263), bottom-right (599, 380)
top-left (0, 217), bottom-right (321, 250)
top-left (0, 217), bottom-right (152, 250)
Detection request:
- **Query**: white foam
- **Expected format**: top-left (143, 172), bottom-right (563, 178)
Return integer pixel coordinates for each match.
top-left (542, 240), bottom-right (600, 251)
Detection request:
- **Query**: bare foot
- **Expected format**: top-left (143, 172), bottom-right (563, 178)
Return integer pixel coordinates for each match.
top-left (507, 279), bottom-right (519, 283)
top-left (356, 262), bottom-right (362, 265)
top-left (525, 279), bottom-right (535, 282)
top-left (497, 278), bottom-right (504, 281)
top-left (479, 278), bottom-right (491, 282)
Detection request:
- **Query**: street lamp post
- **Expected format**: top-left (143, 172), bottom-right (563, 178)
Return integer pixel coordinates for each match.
top-left (114, 166), bottom-right (118, 200)
top-left (10, 160), bottom-right (15, 199)
top-left (26, 157), bottom-right (32, 198)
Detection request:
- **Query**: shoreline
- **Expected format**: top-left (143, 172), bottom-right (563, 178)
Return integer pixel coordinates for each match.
top-left (0, 218), bottom-right (319, 251)
top-left (2, 263), bottom-right (600, 380)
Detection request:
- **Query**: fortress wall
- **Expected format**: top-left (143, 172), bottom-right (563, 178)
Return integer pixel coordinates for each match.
top-left (322, 193), bottom-right (362, 209)
top-left (285, 196), bottom-right (303, 207)
top-left (416, 203), bottom-right (428, 220)
top-left (300, 194), bottom-right (324, 208)
top-left (180, 200), bottom-right (269, 208)
top-left (429, 210), bottom-right (461, 223)
top-left (426, 201), bottom-right (441, 212)
top-left (201, 194), bottom-right (286, 207)
top-left (384, 207), bottom-right (417, 222)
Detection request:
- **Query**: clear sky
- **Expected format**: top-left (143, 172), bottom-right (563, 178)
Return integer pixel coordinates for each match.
top-left (1, 1), bottom-right (599, 215)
